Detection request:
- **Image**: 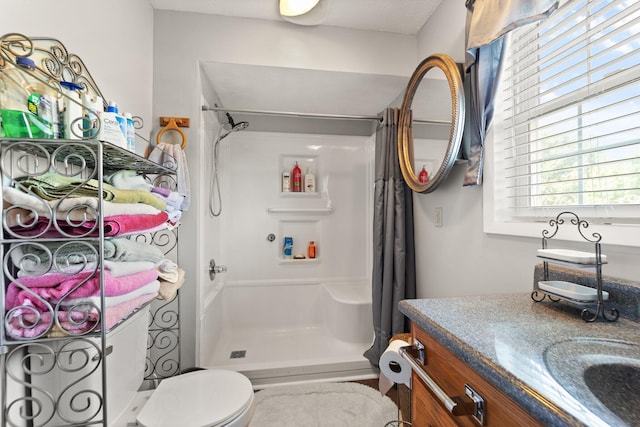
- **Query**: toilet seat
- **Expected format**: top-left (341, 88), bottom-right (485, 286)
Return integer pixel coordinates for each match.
top-left (136, 369), bottom-right (255, 427)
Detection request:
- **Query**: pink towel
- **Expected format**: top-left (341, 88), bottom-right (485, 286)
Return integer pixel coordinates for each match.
top-left (10, 212), bottom-right (169, 238)
top-left (5, 293), bottom-right (157, 339)
top-left (6, 268), bottom-right (159, 312)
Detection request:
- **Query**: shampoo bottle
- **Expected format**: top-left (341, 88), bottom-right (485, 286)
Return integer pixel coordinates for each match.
top-left (59, 81), bottom-right (83, 139)
top-left (418, 165), bottom-right (429, 184)
top-left (304, 169), bottom-right (316, 192)
top-left (81, 93), bottom-right (104, 139)
top-left (282, 169), bottom-right (291, 192)
top-left (292, 162), bottom-right (302, 192)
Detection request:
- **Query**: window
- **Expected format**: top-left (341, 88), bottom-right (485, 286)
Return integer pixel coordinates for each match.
top-left (486, 0), bottom-right (640, 246)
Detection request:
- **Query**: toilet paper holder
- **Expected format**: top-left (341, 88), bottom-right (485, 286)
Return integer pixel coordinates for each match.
top-left (399, 340), bottom-right (485, 425)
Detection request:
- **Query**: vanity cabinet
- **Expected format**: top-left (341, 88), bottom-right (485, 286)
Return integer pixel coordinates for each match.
top-left (410, 324), bottom-right (543, 427)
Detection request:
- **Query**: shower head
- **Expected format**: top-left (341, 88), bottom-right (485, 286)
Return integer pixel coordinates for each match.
top-left (226, 112), bottom-right (249, 132)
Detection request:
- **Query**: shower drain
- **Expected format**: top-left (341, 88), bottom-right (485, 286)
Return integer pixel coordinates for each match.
top-left (230, 350), bottom-right (246, 359)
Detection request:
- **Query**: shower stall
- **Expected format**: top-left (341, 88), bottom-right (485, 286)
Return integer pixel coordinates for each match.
top-left (197, 107), bottom-right (378, 387)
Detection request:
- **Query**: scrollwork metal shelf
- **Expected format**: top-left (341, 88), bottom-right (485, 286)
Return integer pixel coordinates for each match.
top-left (531, 211), bottom-right (619, 322)
top-left (1, 33), bottom-right (183, 426)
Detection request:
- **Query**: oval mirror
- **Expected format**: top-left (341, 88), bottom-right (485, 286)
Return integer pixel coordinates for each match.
top-left (398, 54), bottom-right (465, 193)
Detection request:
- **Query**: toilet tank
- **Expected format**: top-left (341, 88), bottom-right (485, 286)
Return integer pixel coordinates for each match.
top-left (26, 306), bottom-right (150, 426)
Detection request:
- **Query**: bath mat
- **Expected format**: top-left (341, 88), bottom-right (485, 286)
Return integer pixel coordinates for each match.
top-left (251, 382), bottom-right (399, 427)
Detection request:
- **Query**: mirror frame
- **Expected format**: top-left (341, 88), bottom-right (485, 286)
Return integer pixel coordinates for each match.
top-left (398, 53), bottom-right (465, 193)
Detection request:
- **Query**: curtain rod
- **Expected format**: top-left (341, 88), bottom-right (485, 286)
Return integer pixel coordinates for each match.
top-left (201, 106), bottom-right (450, 126)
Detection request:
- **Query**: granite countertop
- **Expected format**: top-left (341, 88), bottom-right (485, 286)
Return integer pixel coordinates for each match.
top-left (399, 294), bottom-right (640, 427)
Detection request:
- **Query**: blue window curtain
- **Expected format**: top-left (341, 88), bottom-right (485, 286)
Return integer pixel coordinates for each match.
top-left (462, 0), bottom-right (559, 186)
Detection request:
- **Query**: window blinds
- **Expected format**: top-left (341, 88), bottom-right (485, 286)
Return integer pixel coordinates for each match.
top-left (495, 0), bottom-right (640, 220)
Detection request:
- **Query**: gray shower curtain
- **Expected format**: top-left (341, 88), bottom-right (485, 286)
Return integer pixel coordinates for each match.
top-left (364, 108), bottom-right (416, 367)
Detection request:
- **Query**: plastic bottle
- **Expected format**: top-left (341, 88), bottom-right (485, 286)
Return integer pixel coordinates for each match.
top-left (0, 57), bottom-right (57, 139)
top-left (282, 169), bottom-right (291, 192)
top-left (124, 112), bottom-right (136, 152)
top-left (0, 59), bottom-right (43, 138)
top-left (307, 241), bottom-right (316, 259)
top-left (304, 168), bottom-right (316, 192)
top-left (283, 237), bottom-right (293, 259)
top-left (101, 101), bottom-right (127, 148)
top-left (292, 162), bottom-right (302, 192)
top-left (81, 93), bottom-right (104, 139)
top-left (59, 81), bottom-right (84, 139)
top-left (419, 165), bottom-right (429, 184)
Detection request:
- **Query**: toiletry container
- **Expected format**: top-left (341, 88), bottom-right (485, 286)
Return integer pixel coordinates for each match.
top-left (292, 162), bottom-right (302, 192)
top-left (124, 112), bottom-right (136, 152)
top-left (81, 93), bottom-right (104, 139)
top-left (282, 169), bottom-right (291, 192)
top-left (0, 57), bottom-right (55, 139)
top-left (304, 169), bottom-right (315, 192)
top-left (59, 81), bottom-right (84, 139)
top-left (100, 101), bottom-right (127, 148)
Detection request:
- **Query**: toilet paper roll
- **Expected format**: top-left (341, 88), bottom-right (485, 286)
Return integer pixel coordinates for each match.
top-left (378, 339), bottom-right (412, 396)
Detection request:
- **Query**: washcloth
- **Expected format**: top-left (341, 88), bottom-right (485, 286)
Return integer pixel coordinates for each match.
top-left (10, 211), bottom-right (169, 238)
top-left (5, 293), bottom-right (157, 339)
top-left (5, 268), bottom-right (159, 312)
top-left (151, 186), bottom-right (172, 197)
top-left (17, 173), bottom-right (166, 211)
top-left (104, 170), bottom-right (153, 191)
top-left (157, 268), bottom-right (185, 302)
top-left (146, 142), bottom-right (190, 211)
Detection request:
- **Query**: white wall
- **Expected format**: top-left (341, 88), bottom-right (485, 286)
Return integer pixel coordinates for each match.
top-left (1, 0), bottom-right (155, 144)
top-left (413, 0), bottom-right (640, 299)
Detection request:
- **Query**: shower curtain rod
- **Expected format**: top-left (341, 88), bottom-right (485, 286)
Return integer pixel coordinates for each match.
top-left (201, 106), bottom-right (450, 126)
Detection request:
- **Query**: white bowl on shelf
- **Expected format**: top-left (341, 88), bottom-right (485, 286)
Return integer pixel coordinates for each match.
top-left (537, 248), bottom-right (607, 264)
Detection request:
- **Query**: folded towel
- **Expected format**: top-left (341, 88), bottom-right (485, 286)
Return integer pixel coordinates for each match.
top-left (158, 269), bottom-right (185, 302)
top-left (6, 268), bottom-right (159, 312)
top-left (104, 170), bottom-right (153, 191)
top-left (16, 259), bottom-right (155, 278)
top-left (3, 187), bottom-right (161, 225)
top-left (10, 211), bottom-right (169, 238)
top-left (5, 293), bottom-right (157, 339)
top-left (60, 280), bottom-right (160, 308)
top-left (17, 173), bottom-right (166, 211)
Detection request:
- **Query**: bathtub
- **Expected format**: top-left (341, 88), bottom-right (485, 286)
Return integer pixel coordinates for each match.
top-left (199, 281), bottom-right (377, 387)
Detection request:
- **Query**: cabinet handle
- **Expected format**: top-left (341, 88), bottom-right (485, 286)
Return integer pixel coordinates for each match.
top-left (399, 345), bottom-right (483, 420)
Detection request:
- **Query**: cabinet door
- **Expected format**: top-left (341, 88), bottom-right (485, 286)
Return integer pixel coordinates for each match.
top-left (412, 371), bottom-right (459, 427)
top-left (412, 325), bottom-right (543, 427)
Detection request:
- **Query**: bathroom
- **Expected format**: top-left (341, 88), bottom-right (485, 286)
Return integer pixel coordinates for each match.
top-left (2, 0), bottom-right (640, 425)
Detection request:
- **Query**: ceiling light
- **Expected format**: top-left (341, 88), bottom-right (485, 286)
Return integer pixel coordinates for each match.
top-left (279, 0), bottom-right (330, 26)
top-left (279, 0), bottom-right (320, 17)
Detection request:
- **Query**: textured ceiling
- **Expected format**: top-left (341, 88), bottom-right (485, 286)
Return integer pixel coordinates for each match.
top-left (148, 0), bottom-right (443, 35)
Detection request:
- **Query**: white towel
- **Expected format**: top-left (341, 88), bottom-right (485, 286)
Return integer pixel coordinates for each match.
top-left (146, 142), bottom-right (190, 211)
top-left (105, 170), bottom-right (154, 191)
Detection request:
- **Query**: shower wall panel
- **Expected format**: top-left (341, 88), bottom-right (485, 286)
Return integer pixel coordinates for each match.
top-left (221, 131), bottom-right (373, 284)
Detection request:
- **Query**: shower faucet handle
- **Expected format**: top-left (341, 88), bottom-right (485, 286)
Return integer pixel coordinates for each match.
top-left (209, 258), bottom-right (227, 281)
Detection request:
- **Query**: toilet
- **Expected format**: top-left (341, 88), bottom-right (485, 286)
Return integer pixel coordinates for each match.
top-left (135, 369), bottom-right (255, 427)
top-left (107, 306), bottom-right (255, 427)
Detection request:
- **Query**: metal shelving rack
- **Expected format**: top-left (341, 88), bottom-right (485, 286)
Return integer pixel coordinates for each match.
top-left (531, 211), bottom-right (619, 322)
top-left (0, 33), bottom-right (182, 426)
